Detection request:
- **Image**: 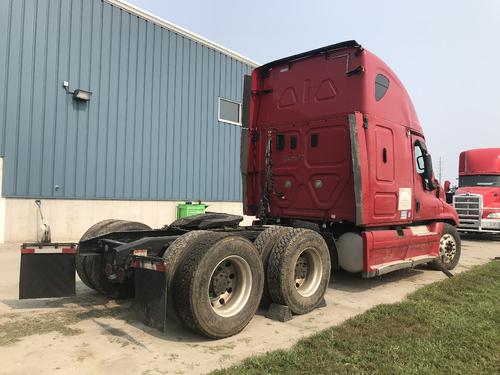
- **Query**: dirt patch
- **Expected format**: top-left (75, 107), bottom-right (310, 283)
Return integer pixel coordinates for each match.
top-left (0, 304), bottom-right (136, 346)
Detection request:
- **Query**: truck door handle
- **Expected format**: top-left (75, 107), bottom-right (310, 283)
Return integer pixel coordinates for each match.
top-left (415, 199), bottom-right (421, 213)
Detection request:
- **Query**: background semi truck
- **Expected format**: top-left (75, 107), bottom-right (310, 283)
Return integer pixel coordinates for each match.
top-left (452, 148), bottom-right (500, 233)
top-left (19, 40), bottom-right (461, 339)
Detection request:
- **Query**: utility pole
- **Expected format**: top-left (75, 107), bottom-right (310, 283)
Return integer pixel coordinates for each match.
top-left (438, 157), bottom-right (442, 182)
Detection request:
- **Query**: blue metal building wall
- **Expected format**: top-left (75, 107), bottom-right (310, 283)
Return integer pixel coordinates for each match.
top-left (0, 0), bottom-right (252, 201)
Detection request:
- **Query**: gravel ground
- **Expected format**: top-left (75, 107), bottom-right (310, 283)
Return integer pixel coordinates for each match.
top-left (0, 235), bottom-right (498, 375)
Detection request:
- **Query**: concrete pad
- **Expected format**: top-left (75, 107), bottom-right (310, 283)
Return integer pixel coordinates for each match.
top-left (0, 236), bottom-right (498, 374)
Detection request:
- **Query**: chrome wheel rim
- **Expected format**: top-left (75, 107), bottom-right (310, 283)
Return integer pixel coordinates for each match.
top-left (208, 255), bottom-right (252, 317)
top-left (294, 247), bottom-right (322, 297)
top-left (439, 234), bottom-right (457, 264)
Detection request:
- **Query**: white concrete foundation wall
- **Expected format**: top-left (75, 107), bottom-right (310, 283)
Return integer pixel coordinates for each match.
top-left (1, 198), bottom-right (253, 243)
top-left (0, 159), bottom-right (5, 243)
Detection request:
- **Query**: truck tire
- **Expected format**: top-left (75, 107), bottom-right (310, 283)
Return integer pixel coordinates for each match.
top-left (77, 219), bottom-right (125, 289)
top-left (429, 223), bottom-right (461, 271)
top-left (174, 232), bottom-right (264, 338)
top-left (76, 219), bottom-right (151, 298)
top-left (267, 229), bottom-right (331, 315)
top-left (253, 226), bottom-right (293, 305)
top-left (162, 230), bottom-right (209, 320)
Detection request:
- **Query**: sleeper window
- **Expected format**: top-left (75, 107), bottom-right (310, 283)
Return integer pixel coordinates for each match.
top-left (375, 74), bottom-right (389, 101)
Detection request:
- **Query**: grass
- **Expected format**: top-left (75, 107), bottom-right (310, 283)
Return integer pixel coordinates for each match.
top-left (214, 261), bottom-right (500, 375)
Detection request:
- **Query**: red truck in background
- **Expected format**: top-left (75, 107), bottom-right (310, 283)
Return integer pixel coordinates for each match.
top-left (452, 148), bottom-right (500, 233)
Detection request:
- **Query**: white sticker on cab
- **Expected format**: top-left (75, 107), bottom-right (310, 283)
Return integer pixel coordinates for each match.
top-left (398, 188), bottom-right (412, 211)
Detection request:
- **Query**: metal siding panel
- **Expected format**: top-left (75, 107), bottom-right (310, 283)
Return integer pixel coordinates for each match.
top-left (0, 0), bottom-right (13, 157)
top-left (165, 32), bottom-right (177, 199)
top-left (186, 41), bottom-right (196, 199)
top-left (230, 58), bottom-right (237, 200)
top-left (206, 48), bottom-right (215, 200)
top-left (103, 6), bottom-right (121, 198)
top-left (74, 0), bottom-right (92, 198)
top-left (171, 35), bottom-right (183, 199)
top-left (140, 22), bottom-right (154, 199)
top-left (212, 52), bottom-right (221, 200)
top-left (123, 14), bottom-right (138, 198)
top-left (228, 58), bottom-right (237, 200)
top-left (95, 2), bottom-right (112, 198)
top-left (235, 61), bottom-right (244, 200)
top-left (149, 25), bottom-right (162, 199)
top-left (157, 31), bottom-right (169, 198)
top-left (15, 0), bottom-right (38, 196)
top-left (219, 53), bottom-right (227, 201)
top-left (63, 0), bottom-right (83, 198)
top-left (27, 0), bottom-right (49, 196)
top-left (41, 0), bottom-right (61, 197)
top-left (3, 0), bottom-right (24, 196)
top-left (52, 0), bottom-right (72, 198)
top-left (132, 19), bottom-right (146, 199)
top-left (198, 46), bottom-right (209, 200)
top-left (178, 37), bottom-right (190, 199)
top-left (114, 10), bottom-right (130, 199)
top-left (192, 43), bottom-right (203, 200)
top-left (220, 56), bottom-right (228, 201)
top-left (84, 0), bottom-right (103, 197)
top-left (227, 59), bottom-right (234, 201)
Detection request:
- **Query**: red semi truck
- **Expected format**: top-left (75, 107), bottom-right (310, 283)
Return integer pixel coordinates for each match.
top-left (452, 148), bottom-right (500, 233)
top-left (20, 41), bottom-right (460, 339)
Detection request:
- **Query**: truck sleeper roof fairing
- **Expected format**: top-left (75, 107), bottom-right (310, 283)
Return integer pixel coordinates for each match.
top-left (252, 40), bottom-right (422, 135)
top-left (259, 40), bottom-right (362, 72)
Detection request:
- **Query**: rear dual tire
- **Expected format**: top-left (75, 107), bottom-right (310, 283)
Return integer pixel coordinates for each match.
top-left (266, 229), bottom-right (331, 315)
top-left (253, 226), bottom-right (294, 305)
top-left (162, 230), bottom-right (208, 320)
top-left (173, 232), bottom-right (264, 339)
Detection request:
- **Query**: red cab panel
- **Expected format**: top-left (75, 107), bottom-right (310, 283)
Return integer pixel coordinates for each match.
top-left (363, 223), bottom-right (441, 277)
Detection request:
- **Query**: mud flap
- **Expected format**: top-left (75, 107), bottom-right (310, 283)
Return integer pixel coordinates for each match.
top-left (19, 243), bottom-right (77, 299)
top-left (131, 256), bottom-right (168, 332)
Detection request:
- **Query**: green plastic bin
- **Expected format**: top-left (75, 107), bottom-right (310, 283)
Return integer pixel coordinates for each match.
top-left (176, 202), bottom-right (208, 219)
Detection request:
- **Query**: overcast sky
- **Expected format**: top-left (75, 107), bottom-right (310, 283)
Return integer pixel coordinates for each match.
top-left (130, 0), bottom-right (500, 184)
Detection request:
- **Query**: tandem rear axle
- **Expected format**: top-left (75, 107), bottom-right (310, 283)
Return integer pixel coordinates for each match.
top-left (19, 214), bottom-right (331, 338)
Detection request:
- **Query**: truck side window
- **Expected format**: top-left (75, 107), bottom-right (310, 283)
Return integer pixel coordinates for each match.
top-left (414, 145), bottom-right (425, 174)
top-left (375, 74), bottom-right (389, 101)
top-left (414, 142), bottom-right (435, 191)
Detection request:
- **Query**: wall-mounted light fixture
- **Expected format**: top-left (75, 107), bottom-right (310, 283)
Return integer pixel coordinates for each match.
top-left (63, 81), bottom-right (92, 102)
top-left (73, 89), bottom-right (92, 101)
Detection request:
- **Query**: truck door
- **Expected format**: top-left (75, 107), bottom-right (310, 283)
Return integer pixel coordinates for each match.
top-left (365, 115), bottom-right (414, 226)
top-left (411, 135), bottom-right (440, 222)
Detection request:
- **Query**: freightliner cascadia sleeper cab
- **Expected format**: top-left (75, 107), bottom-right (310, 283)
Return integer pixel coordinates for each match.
top-left (242, 40), bottom-right (460, 276)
